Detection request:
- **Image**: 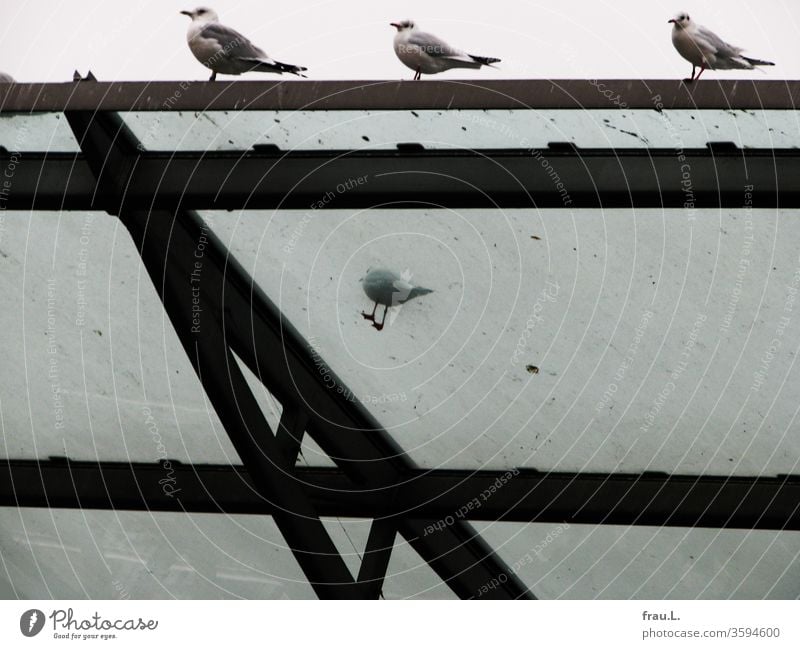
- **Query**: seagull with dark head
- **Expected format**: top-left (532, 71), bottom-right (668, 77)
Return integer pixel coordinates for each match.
top-left (181, 7), bottom-right (307, 81)
top-left (669, 11), bottom-right (774, 83)
top-left (390, 20), bottom-right (500, 80)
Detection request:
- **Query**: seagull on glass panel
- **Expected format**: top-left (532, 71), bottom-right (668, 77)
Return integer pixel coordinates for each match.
top-left (360, 268), bottom-right (433, 331)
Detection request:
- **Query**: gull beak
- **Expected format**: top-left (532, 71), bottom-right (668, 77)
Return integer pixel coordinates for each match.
top-left (667, 19), bottom-right (676, 23)
top-left (180, 10), bottom-right (193, 17)
top-left (390, 22), bottom-right (401, 29)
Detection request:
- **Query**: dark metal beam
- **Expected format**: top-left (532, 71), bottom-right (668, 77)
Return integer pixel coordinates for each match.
top-left (3, 460), bottom-right (798, 531)
top-left (64, 109), bottom-right (364, 599)
top-left (3, 146), bottom-right (799, 211)
top-left (3, 80), bottom-right (800, 112)
top-left (276, 407), bottom-right (307, 469)
top-left (58, 106), bottom-right (528, 600)
top-left (357, 519), bottom-right (397, 598)
top-left (398, 518), bottom-right (527, 599)
top-left (194, 174), bottom-right (532, 599)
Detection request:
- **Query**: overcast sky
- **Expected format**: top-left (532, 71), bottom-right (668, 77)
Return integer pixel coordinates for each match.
top-left (2, 1), bottom-right (799, 82)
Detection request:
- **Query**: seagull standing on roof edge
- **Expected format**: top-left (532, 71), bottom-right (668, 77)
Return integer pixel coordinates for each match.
top-left (390, 20), bottom-right (500, 80)
top-left (181, 7), bottom-right (307, 81)
top-left (669, 12), bottom-right (774, 83)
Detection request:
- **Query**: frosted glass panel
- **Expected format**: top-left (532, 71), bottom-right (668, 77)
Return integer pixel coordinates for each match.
top-left (122, 109), bottom-right (800, 152)
top-left (0, 113), bottom-right (78, 152)
top-left (0, 508), bottom-right (314, 598)
top-left (0, 211), bottom-right (243, 464)
top-left (476, 522), bottom-right (800, 599)
top-left (210, 207), bottom-right (800, 474)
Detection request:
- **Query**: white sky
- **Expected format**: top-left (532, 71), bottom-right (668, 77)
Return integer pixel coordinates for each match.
top-left (1, 0), bottom-right (799, 82)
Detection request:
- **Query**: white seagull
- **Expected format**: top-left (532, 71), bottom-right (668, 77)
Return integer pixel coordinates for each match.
top-left (669, 12), bottom-right (774, 82)
top-left (360, 268), bottom-right (433, 331)
top-left (390, 20), bottom-right (500, 80)
top-left (181, 7), bottom-right (307, 81)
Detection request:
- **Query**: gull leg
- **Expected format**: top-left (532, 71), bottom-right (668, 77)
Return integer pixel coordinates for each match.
top-left (209, 71), bottom-right (217, 82)
top-left (372, 305), bottom-right (389, 331)
top-left (361, 302), bottom-right (378, 322)
top-left (414, 68), bottom-right (421, 81)
top-left (683, 65), bottom-right (696, 83)
top-left (694, 64), bottom-right (707, 81)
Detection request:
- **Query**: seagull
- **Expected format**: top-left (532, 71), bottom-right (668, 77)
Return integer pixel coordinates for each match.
top-left (669, 12), bottom-right (775, 82)
top-left (181, 7), bottom-right (307, 81)
top-left (0, 72), bottom-right (14, 83)
top-left (390, 20), bottom-right (500, 80)
top-left (360, 268), bottom-right (433, 331)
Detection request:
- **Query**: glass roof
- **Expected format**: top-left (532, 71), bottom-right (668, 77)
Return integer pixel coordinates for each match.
top-left (4, 109), bottom-right (800, 156)
top-left (0, 508), bottom-right (315, 598)
top-left (0, 113), bottom-right (78, 152)
top-left (475, 522), bottom-right (800, 599)
top-left (119, 109), bottom-right (800, 152)
top-left (0, 211), bottom-right (247, 464)
top-left (2, 95), bottom-right (799, 601)
top-left (209, 207), bottom-right (800, 474)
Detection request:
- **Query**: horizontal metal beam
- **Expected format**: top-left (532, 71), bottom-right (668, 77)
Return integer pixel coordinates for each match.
top-left (3, 460), bottom-right (799, 530)
top-left (2, 80), bottom-right (800, 112)
top-left (3, 146), bottom-right (799, 211)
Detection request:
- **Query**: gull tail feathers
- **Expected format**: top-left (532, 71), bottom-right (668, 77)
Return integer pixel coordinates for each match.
top-left (248, 59), bottom-right (308, 77)
top-left (272, 59), bottom-right (309, 77)
top-left (742, 56), bottom-right (775, 67)
top-left (469, 55), bottom-right (501, 67)
top-left (406, 287), bottom-right (433, 301)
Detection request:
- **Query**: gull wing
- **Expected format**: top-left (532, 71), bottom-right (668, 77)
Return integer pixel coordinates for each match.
top-left (407, 31), bottom-right (474, 64)
top-left (198, 23), bottom-right (272, 63)
top-left (694, 25), bottom-right (744, 58)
